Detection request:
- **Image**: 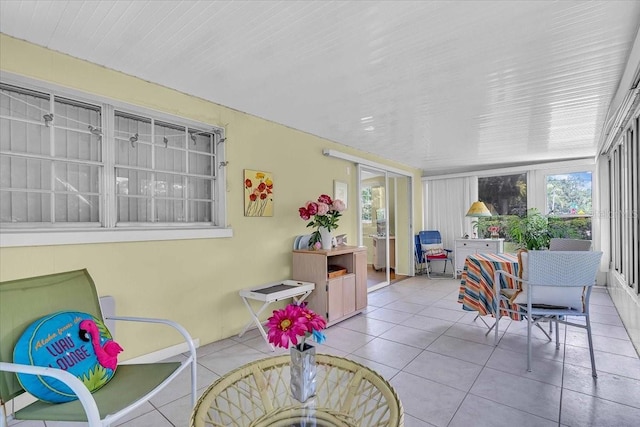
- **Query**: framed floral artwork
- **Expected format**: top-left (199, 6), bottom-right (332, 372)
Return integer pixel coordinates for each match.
top-left (244, 169), bottom-right (273, 216)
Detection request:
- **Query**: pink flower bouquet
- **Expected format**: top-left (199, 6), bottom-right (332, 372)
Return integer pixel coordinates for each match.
top-left (298, 194), bottom-right (345, 248)
top-left (266, 303), bottom-right (327, 350)
top-left (488, 225), bottom-right (501, 238)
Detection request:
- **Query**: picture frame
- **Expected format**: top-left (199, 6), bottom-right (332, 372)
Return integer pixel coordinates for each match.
top-left (244, 169), bottom-right (274, 217)
top-left (334, 180), bottom-right (348, 209)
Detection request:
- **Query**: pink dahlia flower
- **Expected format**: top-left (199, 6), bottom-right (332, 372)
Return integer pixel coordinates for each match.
top-left (266, 305), bottom-right (307, 348)
top-left (317, 194), bottom-right (333, 205)
top-left (332, 199), bottom-right (346, 212)
top-left (305, 202), bottom-right (318, 215)
top-left (316, 202), bottom-right (330, 215)
top-left (300, 305), bottom-right (327, 333)
top-left (299, 207), bottom-right (310, 220)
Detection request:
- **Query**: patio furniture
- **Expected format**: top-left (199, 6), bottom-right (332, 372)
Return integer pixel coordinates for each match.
top-left (457, 252), bottom-right (522, 322)
top-left (493, 251), bottom-right (603, 375)
top-left (237, 280), bottom-right (315, 351)
top-left (190, 354), bottom-right (404, 427)
top-left (549, 238), bottom-right (592, 251)
top-left (0, 269), bottom-right (197, 426)
top-left (416, 230), bottom-right (453, 278)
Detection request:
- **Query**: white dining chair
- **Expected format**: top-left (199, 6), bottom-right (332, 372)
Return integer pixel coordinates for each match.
top-left (549, 238), bottom-right (591, 251)
top-left (492, 250), bottom-right (603, 376)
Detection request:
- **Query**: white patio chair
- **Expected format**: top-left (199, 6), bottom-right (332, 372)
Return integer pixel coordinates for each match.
top-left (545, 238), bottom-right (591, 334)
top-left (0, 269), bottom-right (197, 426)
top-left (492, 251), bottom-right (602, 376)
top-left (549, 238), bottom-right (591, 251)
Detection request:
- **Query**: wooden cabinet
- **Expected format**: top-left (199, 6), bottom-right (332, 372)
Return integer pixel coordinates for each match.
top-left (327, 274), bottom-right (356, 321)
top-left (372, 235), bottom-right (395, 271)
top-left (454, 238), bottom-right (504, 277)
top-left (292, 245), bottom-right (367, 326)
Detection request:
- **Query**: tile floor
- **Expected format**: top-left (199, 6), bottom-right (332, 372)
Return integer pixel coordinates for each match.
top-left (8, 276), bottom-right (640, 426)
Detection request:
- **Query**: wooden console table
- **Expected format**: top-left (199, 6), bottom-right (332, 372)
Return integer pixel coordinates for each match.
top-left (292, 245), bottom-right (367, 326)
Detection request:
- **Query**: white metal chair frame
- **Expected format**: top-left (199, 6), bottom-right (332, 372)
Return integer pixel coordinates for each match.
top-left (492, 251), bottom-right (602, 377)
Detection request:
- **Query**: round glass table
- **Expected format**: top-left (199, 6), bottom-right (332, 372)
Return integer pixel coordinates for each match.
top-left (190, 354), bottom-right (404, 427)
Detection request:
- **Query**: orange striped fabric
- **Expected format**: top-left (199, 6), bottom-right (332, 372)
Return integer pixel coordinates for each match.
top-left (457, 252), bottom-right (522, 320)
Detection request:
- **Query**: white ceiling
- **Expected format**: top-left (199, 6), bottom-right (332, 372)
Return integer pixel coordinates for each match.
top-left (1, 0), bottom-right (639, 176)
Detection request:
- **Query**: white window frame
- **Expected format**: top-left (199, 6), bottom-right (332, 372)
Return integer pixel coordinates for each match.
top-left (544, 171), bottom-right (593, 216)
top-left (360, 185), bottom-right (374, 225)
top-left (477, 172), bottom-right (528, 216)
top-left (608, 107), bottom-right (639, 294)
top-left (0, 74), bottom-right (231, 247)
top-left (544, 170), bottom-right (594, 240)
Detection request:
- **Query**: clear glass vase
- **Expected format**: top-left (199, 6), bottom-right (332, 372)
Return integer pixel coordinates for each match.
top-left (290, 343), bottom-right (316, 402)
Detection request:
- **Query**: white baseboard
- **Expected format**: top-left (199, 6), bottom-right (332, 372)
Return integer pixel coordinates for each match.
top-left (121, 338), bottom-right (200, 364)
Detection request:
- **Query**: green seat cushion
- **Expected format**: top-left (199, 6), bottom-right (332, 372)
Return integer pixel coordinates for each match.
top-left (15, 362), bottom-right (180, 421)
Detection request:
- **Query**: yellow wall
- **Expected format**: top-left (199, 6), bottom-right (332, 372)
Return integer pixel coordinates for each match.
top-left (394, 176), bottom-right (412, 273)
top-left (0, 34), bottom-right (422, 358)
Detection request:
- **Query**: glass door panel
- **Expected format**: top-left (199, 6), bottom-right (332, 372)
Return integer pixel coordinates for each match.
top-left (359, 166), bottom-right (392, 291)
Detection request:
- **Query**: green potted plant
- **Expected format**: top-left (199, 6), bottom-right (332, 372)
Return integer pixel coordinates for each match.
top-left (506, 208), bottom-right (551, 250)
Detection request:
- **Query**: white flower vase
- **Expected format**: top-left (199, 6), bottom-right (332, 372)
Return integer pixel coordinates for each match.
top-left (318, 226), bottom-right (332, 250)
top-left (290, 343), bottom-right (317, 402)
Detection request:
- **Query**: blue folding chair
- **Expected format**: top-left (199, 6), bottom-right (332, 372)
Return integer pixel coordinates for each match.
top-left (414, 235), bottom-right (427, 275)
top-left (417, 231), bottom-right (453, 278)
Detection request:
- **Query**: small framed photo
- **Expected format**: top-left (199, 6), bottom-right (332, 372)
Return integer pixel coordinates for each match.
top-left (334, 180), bottom-right (348, 210)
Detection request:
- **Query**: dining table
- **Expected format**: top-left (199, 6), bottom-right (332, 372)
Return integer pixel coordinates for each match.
top-left (457, 252), bottom-right (523, 321)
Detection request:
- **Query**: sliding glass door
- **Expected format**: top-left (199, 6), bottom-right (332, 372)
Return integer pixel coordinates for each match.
top-left (358, 165), bottom-right (412, 291)
top-left (360, 166), bottom-right (391, 290)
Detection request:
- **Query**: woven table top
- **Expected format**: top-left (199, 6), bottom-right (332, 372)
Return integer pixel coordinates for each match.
top-left (190, 354), bottom-right (404, 427)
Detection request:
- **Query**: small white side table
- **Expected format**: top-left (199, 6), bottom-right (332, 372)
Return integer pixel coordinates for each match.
top-left (238, 280), bottom-right (315, 350)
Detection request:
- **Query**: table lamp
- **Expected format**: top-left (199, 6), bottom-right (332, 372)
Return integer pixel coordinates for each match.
top-left (466, 201), bottom-right (491, 238)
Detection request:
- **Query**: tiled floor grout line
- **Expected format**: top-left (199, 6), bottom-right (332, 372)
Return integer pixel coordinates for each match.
top-left (467, 320), bottom-right (563, 426)
top-left (374, 298), bottom-right (540, 426)
top-left (107, 281), bottom-right (637, 427)
top-left (17, 278), bottom-right (635, 427)
top-left (441, 319), bottom-right (499, 427)
top-left (558, 323), bottom-right (568, 427)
